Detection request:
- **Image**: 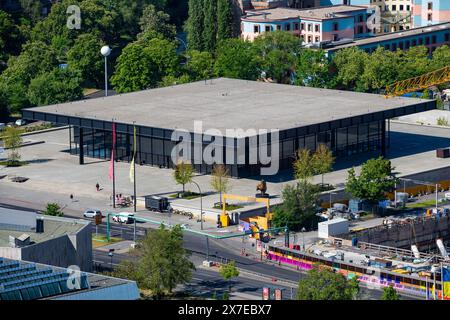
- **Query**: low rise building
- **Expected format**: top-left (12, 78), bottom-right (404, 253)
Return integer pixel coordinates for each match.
top-left (324, 21), bottom-right (450, 55)
top-left (0, 257), bottom-right (140, 300)
top-left (0, 208), bottom-right (93, 272)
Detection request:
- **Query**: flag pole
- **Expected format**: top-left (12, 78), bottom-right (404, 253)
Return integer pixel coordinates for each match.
top-left (133, 122), bottom-right (137, 213)
top-left (112, 120), bottom-right (116, 209)
top-left (442, 262), bottom-right (445, 300)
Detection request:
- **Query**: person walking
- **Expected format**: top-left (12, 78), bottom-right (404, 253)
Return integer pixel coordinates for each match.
top-left (96, 182), bottom-right (100, 191)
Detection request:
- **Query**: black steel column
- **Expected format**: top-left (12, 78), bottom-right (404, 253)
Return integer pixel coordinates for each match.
top-left (381, 120), bottom-right (386, 157)
top-left (79, 127), bottom-right (84, 165)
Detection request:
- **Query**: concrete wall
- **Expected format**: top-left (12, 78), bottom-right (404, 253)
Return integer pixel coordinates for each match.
top-left (346, 216), bottom-right (450, 250)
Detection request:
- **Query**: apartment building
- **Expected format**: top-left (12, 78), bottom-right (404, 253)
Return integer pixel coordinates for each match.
top-left (241, 5), bottom-right (374, 43)
top-left (413, 0), bottom-right (450, 27)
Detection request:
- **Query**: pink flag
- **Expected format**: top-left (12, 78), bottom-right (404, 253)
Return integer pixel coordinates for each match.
top-left (108, 122), bottom-right (116, 181)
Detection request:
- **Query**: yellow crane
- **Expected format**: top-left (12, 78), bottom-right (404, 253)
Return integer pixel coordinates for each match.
top-left (385, 66), bottom-right (450, 98)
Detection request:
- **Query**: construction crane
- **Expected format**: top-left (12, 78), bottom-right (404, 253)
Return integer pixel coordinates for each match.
top-left (385, 66), bottom-right (450, 97)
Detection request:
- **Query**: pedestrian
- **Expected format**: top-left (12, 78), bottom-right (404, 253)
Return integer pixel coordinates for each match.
top-left (96, 182), bottom-right (100, 191)
top-left (70, 194), bottom-right (73, 201)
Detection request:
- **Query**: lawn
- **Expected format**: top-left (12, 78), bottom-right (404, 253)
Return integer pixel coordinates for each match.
top-left (92, 235), bottom-right (122, 248)
top-left (0, 160), bottom-right (27, 167)
top-left (406, 200), bottom-right (439, 208)
top-left (213, 204), bottom-right (244, 211)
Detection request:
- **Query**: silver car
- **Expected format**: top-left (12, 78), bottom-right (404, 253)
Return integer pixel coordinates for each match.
top-left (83, 209), bottom-right (102, 218)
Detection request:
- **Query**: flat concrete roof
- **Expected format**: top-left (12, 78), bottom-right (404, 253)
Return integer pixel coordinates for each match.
top-left (26, 78), bottom-right (433, 137)
top-left (325, 22), bottom-right (450, 51)
top-left (243, 5), bottom-right (368, 22)
top-left (0, 214), bottom-right (88, 247)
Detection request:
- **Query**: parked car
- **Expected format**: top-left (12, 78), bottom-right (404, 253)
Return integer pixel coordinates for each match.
top-left (112, 212), bottom-right (134, 223)
top-left (83, 209), bottom-right (102, 218)
top-left (15, 119), bottom-right (27, 126)
top-left (445, 193), bottom-right (450, 200)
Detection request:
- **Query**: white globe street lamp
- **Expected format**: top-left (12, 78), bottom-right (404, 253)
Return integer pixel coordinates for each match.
top-left (101, 45), bottom-right (111, 97)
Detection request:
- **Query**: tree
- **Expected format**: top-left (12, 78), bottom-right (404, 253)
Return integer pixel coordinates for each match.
top-left (185, 50), bottom-right (215, 81)
top-left (360, 47), bottom-right (400, 92)
top-left (186, 0), bottom-right (204, 51)
top-left (110, 42), bottom-right (158, 93)
top-left (67, 33), bottom-right (105, 88)
top-left (27, 68), bottom-right (83, 106)
top-left (2, 126), bottom-right (23, 165)
top-left (297, 266), bottom-right (359, 300)
top-left (19, 0), bottom-right (43, 23)
top-left (312, 144), bottom-right (334, 186)
top-left (142, 37), bottom-right (180, 81)
top-left (331, 46), bottom-right (368, 91)
top-left (173, 160), bottom-right (194, 195)
top-left (381, 286), bottom-right (400, 300)
top-left (113, 225), bottom-right (195, 298)
top-left (431, 45), bottom-right (450, 70)
top-left (345, 157), bottom-right (398, 205)
top-left (215, 38), bottom-right (260, 80)
top-left (43, 203), bottom-right (64, 216)
top-left (210, 164), bottom-right (231, 205)
top-left (254, 31), bottom-right (302, 84)
top-left (202, 0), bottom-right (217, 53)
top-left (219, 261), bottom-right (239, 293)
top-left (295, 49), bottom-right (331, 88)
top-left (217, 0), bottom-right (233, 42)
top-left (138, 4), bottom-right (177, 41)
top-left (293, 149), bottom-right (316, 181)
top-left (272, 180), bottom-right (320, 231)
top-left (0, 10), bottom-right (24, 71)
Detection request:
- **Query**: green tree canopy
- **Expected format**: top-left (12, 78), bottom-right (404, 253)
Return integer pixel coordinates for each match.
top-left (217, 0), bottom-right (233, 42)
top-left (173, 160), bottom-right (194, 194)
top-left (345, 157), bottom-right (398, 204)
top-left (202, 0), bottom-right (217, 53)
top-left (185, 50), bottom-right (215, 81)
top-left (381, 286), bottom-right (400, 300)
top-left (67, 33), bottom-right (105, 88)
top-left (113, 225), bottom-right (195, 298)
top-left (272, 180), bottom-right (320, 231)
top-left (312, 144), bottom-right (335, 186)
top-left (431, 45), bottom-right (450, 70)
top-left (219, 260), bottom-right (239, 293)
top-left (43, 203), bottom-right (64, 217)
top-left (27, 67), bottom-right (83, 106)
top-left (215, 38), bottom-right (260, 80)
top-left (210, 164), bottom-right (231, 204)
top-left (186, 0), bottom-right (204, 51)
top-left (331, 46), bottom-right (369, 91)
top-left (297, 266), bottom-right (359, 300)
top-left (2, 126), bottom-right (23, 164)
top-left (138, 4), bottom-right (177, 41)
top-left (293, 149), bottom-right (316, 181)
top-left (295, 49), bottom-right (331, 88)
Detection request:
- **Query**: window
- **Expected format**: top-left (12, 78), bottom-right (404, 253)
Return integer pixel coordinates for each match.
top-left (315, 24), bottom-right (320, 32)
top-left (285, 23), bottom-right (291, 31)
top-left (315, 36), bottom-right (320, 42)
top-left (425, 36), bottom-right (430, 45)
top-left (399, 41), bottom-right (404, 50)
top-left (412, 39), bottom-right (417, 46)
top-left (294, 22), bottom-right (299, 31)
top-left (392, 5), bottom-right (396, 11)
top-left (432, 35), bottom-right (437, 44)
top-left (333, 34), bottom-right (338, 41)
top-left (428, 2), bottom-right (433, 10)
top-left (428, 13), bottom-right (432, 21)
top-left (253, 25), bottom-right (260, 33)
top-left (333, 22), bottom-right (339, 31)
top-left (418, 37), bottom-right (423, 45)
top-left (301, 23), bottom-right (305, 30)
top-left (265, 25), bottom-right (271, 32)
top-left (405, 40), bottom-right (410, 49)
top-left (276, 24), bottom-right (281, 31)
top-left (400, 5), bottom-right (404, 11)
top-left (358, 15), bottom-right (363, 23)
top-left (358, 25), bottom-right (364, 34)
top-left (308, 23), bottom-right (312, 31)
top-left (384, 44), bottom-right (390, 50)
top-left (445, 33), bottom-right (450, 42)
top-left (307, 35), bottom-right (312, 43)
top-left (407, 5), bottom-right (410, 11)
top-left (392, 42), bottom-right (397, 50)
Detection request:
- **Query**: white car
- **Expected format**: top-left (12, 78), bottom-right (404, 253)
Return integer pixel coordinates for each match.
top-left (445, 193), bottom-right (450, 200)
top-left (15, 119), bottom-right (27, 126)
top-left (112, 212), bottom-right (134, 223)
top-left (83, 209), bottom-right (102, 218)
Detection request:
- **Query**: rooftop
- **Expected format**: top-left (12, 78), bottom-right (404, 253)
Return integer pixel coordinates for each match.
top-left (0, 212), bottom-right (89, 247)
top-left (26, 78), bottom-right (433, 137)
top-left (0, 257), bottom-right (139, 300)
top-left (325, 22), bottom-right (450, 51)
top-left (242, 5), bottom-right (368, 22)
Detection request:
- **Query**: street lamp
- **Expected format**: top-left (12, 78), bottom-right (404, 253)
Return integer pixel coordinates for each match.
top-left (100, 45), bottom-right (112, 97)
top-left (108, 249), bottom-right (114, 270)
top-left (301, 227), bottom-right (306, 251)
top-left (191, 180), bottom-right (203, 230)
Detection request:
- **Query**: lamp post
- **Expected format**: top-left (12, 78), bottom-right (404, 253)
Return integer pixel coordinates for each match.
top-left (301, 227), bottom-right (306, 251)
top-left (100, 45), bottom-right (111, 97)
top-left (191, 180), bottom-right (203, 230)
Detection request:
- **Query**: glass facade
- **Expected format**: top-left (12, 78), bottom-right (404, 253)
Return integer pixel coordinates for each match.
top-left (69, 119), bottom-right (389, 178)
